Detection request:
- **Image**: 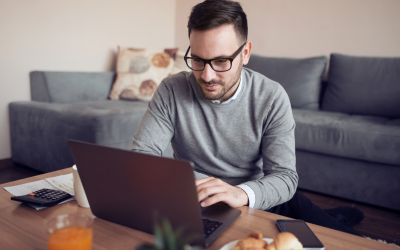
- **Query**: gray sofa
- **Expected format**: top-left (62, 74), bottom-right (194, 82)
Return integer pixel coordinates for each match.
top-left (9, 53), bottom-right (400, 211)
top-left (246, 53), bottom-right (400, 211)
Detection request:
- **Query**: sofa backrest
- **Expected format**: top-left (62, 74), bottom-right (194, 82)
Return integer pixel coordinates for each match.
top-left (322, 54), bottom-right (400, 118)
top-left (30, 71), bottom-right (116, 103)
top-left (245, 55), bottom-right (327, 110)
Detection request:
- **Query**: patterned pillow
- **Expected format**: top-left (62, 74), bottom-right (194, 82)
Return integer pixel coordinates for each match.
top-left (109, 47), bottom-right (185, 101)
top-left (171, 51), bottom-right (190, 75)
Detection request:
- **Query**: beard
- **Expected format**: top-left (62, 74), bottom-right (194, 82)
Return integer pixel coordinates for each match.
top-left (196, 63), bottom-right (243, 101)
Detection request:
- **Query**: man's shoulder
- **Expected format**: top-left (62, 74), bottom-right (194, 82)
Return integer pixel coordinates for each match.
top-left (154, 71), bottom-right (194, 97)
top-left (242, 67), bottom-right (286, 99)
top-left (162, 71), bottom-right (193, 87)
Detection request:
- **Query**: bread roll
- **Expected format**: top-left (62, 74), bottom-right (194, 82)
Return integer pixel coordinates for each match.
top-left (231, 231), bottom-right (268, 250)
top-left (265, 232), bottom-right (303, 250)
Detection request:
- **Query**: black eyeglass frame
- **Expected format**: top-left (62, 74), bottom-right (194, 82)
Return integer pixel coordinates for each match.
top-left (184, 42), bottom-right (247, 72)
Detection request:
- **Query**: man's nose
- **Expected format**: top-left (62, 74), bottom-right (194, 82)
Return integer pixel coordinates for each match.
top-left (201, 63), bottom-right (216, 83)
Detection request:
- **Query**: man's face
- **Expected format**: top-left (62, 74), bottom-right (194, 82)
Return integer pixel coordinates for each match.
top-left (189, 24), bottom-right (250, 102)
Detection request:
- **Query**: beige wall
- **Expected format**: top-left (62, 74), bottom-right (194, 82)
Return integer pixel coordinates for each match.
top-left (0, 0), bottom-right (176, 160)
top-left (175, 0), bottom-right (400, 58)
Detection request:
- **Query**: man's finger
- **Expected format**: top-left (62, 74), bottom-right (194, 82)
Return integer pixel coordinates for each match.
top-left (201, 193), bottom-right (227, 207)
top-left (196, 178), bottom-right (222, 192)
top-left (197, 185), bottom-right (225, 202)
top-left (195, 177), bottom-right (215, 186)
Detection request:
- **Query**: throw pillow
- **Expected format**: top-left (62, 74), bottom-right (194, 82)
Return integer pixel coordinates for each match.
top-left (322, 53), bottom-right (400, 117)
top-left (109, 47), bottom-right (183, 101)
top-left (245, 55), bottom-right (327, 110)
top-left (172, 51), bottom-right (190, 75)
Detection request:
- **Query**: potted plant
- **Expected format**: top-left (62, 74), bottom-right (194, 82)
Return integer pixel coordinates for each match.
top-left (137, 214), bottom-right (203, 250)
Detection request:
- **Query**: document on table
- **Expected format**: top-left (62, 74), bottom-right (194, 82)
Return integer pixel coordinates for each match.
top-left (46, 174), bottom-right (75, 196)
top-left (4, 173), bottom-right (76, 210)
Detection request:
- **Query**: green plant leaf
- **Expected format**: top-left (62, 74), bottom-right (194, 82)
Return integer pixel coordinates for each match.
top-left (154, 222), bottom-right (165, 249)
top-left (161, 217), bottom-right (177, 250)
top-left (148, 213), bottom-right (204, 250)
top-left (174, 227), bottom-right (185, 249)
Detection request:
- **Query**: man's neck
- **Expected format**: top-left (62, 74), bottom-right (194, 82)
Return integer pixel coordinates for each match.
top-left (214, 70), bottom-right (243, 104)
top-left (218, 72), bottom-right (242, 103)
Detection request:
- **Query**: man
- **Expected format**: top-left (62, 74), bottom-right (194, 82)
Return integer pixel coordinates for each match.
top-left (131, 0), bottom-right (363, 236)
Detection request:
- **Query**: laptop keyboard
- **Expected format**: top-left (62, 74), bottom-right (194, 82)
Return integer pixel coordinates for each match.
top-left (202, 218), bottom-right (223, 238)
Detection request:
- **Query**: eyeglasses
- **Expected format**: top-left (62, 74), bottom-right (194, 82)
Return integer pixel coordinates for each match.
top-left (184, 42), bottom-right (247, 72)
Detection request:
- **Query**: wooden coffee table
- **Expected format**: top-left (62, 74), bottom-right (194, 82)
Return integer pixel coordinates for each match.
top-left (0, 168), bottom-right (397, 249)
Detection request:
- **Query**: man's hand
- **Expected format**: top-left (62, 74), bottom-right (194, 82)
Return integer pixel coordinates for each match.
top-left (196, 177), bottom-right (249, 208)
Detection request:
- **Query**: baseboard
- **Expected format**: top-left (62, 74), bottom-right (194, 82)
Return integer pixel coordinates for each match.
top-left (0, 158), bottom-right (13, 170)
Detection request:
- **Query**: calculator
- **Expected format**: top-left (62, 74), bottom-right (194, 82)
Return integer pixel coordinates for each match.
top-left (11, 188), bottom-right (73, 207)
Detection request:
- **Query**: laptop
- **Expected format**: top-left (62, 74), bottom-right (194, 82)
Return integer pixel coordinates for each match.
top-left (68, 140), bottom-right (242, 247)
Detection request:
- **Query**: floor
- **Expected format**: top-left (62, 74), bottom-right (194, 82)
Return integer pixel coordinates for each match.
top-left (0, 159), bottom-right (44, 185)
top-left (1, 159), bottom-right (399, 246)
top-left (300, 190), bottom-right (400, 246)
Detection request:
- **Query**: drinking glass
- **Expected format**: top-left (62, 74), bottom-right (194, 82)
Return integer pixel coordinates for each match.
top-left (47, 214), bottom-right (93, 250)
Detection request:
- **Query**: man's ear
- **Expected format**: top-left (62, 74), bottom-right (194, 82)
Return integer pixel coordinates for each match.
top-left (242, 41), bottom-right (252, 65)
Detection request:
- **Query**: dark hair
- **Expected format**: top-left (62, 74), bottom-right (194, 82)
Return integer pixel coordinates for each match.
top-left (187, 0), bottom-right (248, 44)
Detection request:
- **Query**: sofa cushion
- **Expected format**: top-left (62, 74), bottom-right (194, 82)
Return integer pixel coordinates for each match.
top-left (293, 108), bottom-right (400, 166)
top-left (109, 47), bottom-right (178, 102)
top-left (245, 55), bottom-right (327, 110)
top-left (322, 54), bottom-right (400, 117)
top-left (30, 71), bottom-right (115, 103)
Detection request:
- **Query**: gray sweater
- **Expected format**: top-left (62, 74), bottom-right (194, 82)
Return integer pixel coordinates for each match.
top-left (131, 68), bottom-right (298, 210)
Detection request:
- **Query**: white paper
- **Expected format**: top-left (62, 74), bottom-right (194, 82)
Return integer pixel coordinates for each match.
top-left (4, 173), bottom-right (76, 210)
top-left (4, 179), bottom-right (57, 196)
top-left (46, 173), bottom-right (75, 196)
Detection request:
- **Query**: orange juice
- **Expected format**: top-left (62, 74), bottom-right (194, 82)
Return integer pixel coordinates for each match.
top-left (48, 226), bottom-right (92, 250)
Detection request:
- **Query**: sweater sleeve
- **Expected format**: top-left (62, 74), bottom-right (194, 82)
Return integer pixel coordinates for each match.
top-left (130, 81), bottom-right (175, 156)
top-left (194, 171), bottom-right (209, 180)
top-left (241, 85), bottom-right (298, 210)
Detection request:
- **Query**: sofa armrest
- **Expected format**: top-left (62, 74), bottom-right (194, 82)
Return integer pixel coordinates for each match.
top-left (9, 100), bottom-right (147, 172)
top-left (30, 71), bottom-right (116, 103)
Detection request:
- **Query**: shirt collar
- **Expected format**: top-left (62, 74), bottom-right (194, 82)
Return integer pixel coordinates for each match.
top-left (211, 70), bottom-right (243, 105)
